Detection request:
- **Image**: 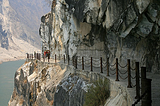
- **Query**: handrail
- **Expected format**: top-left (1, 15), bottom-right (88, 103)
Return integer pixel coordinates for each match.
top-left (26, 53), bottom-right (152, 106)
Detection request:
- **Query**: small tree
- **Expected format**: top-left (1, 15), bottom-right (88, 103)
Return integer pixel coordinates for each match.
top-left (84, 79), bottom-right (110, 106)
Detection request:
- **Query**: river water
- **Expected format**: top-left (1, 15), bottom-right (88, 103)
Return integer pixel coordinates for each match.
top-left (0, 60), bottom-right (25, 106)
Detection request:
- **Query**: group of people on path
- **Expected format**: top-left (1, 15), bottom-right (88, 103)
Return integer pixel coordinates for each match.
top-left (43, 50), bottom-right (50, 62)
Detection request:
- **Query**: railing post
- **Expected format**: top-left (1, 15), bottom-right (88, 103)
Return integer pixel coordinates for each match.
top-left (72, 57), bottom-right (74, 66)
top-left (48, 53), bottom-right (50, 62)
top-left (100, 57), bottom-right (103, 73)
top-left (39, 53), bottom-right (40, 60)
top-left (68, 55), bottom-right (69, 65)
top-left (115, 58), bottom-right (119, 81)
top-left (37, 53), bottom-right (38, 59)
top-left (141, 67), bottom-right (146, 79)
top-left (39, 53), bottom-right (41, 61)
top-left (141, 67), bottom-right (149, 106)
top-left (64, 55), bottom-right (65, 63)
top-left (37, 53), bottom-right (38, 60)
top-left (55, 54), bottom-right (56, 63)
top-left (82, 57), bottom-right (84, 70)
top-left (141, 77), bottom-right (152, 106)
top-left (43, 54), bottom-right (45, 62)
top-left (127, 59), bottom-right (132, 88)
top-left (39, 53), bottom-right (41, 60)
top-left (135, 62), bottom-right (140, 99)
top-left (75, 56), bottom-right (77, 69)
top-left (141, 67), bottom-right (148, 105)
top-left (91, 57), bottom-right (93, 71)
top-left (27, 53), bottom-right (29, 59)
top-left (38, 53), bottom-right (39, 60)
top-left (34, 52), bottom-right (36, 59)
top-left (107, 58), bottom-right (109, 76)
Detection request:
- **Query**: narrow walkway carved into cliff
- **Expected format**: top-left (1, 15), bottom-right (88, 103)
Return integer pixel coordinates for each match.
top-left (25, 53), bottom-right (159, 106)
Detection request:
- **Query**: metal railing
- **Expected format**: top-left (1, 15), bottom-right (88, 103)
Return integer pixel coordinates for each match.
top-left (26, 53), bottom-right (152, 106)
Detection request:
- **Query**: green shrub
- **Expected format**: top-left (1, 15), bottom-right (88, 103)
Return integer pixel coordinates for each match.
top-left (84, 79), bottom-right (110, 106)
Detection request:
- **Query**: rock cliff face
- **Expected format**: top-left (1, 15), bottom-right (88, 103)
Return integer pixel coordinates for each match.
top-left (8, 60), bottom-right (90, 106)
top-left (40, 0), bottom-right (160, 73)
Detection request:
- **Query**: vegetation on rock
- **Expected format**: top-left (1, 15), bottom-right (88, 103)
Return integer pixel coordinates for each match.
top-left (84, 79), bottom-right (110, 106)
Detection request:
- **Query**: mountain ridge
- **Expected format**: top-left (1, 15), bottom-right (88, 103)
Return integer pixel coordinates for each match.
top-left (0, 0), bottom-right (50, 63)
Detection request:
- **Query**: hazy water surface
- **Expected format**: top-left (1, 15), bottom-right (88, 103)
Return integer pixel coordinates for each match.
top-left (0, 60), bottom-right (25, 106)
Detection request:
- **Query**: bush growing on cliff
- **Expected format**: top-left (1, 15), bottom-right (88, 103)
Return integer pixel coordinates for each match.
top-left (84, 79), bottom-right (110, 106)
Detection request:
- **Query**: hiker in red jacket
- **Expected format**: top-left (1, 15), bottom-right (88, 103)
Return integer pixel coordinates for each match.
top-left (43, 51), bottom-right (46, 62)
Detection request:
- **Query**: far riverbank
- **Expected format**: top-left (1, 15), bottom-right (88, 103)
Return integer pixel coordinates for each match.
top-left (0, 56), bottom-right (25, 64)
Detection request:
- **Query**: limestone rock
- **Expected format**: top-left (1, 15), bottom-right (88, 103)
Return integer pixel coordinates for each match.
top-left (39, 0), bottom-right (160, 73)
top-left (136, 14), bottom-right (154, 37)
top-left (8, 60), bottom-right (91, 106)
top-left (54, 75), bottom-right (88, 106)
top-left (136, 0), bottom-right (150, 14)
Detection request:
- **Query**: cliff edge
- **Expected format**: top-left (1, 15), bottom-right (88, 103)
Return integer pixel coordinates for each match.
top-left (8, 59), bottom-right (133, 106)
top-left (8, 60), bottom-right (90, 106)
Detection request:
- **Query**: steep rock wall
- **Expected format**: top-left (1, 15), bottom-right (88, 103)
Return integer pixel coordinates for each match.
top-left (40, 0), bottom-right (160, 73)
top-left (8, 60), bottom-right (90, 106)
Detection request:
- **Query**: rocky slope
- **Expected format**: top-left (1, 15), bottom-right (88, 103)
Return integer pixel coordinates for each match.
top-left (8, 60), bottom-right (90, 106)
top-left (0, 0), bottom-right (50, 63)
top-left (40, 0), bottom-right (160, 74)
